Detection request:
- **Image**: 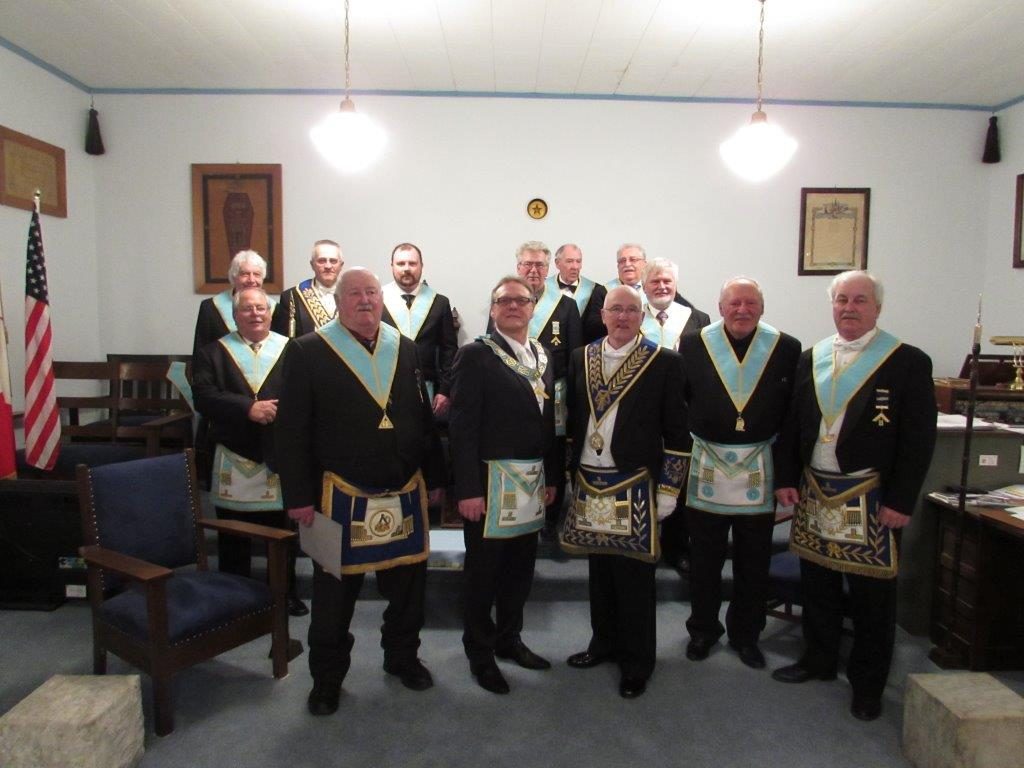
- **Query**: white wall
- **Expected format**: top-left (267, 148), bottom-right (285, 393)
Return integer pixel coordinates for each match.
top-left (0, 47), bottom-right (101, 409)
top-left (3, 42), bottom-right (1019, 399)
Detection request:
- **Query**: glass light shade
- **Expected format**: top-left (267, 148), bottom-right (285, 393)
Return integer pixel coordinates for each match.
top-left (719, 111), bottom-right (797, 182)
top-left (310, 98), bottom-right (387, 173)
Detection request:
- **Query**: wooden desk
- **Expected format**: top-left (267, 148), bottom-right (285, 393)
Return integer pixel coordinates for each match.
top-left (928, 495), bottom-right (1024, 670)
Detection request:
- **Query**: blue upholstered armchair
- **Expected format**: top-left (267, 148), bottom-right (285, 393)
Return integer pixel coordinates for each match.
top-left (77, 449), bottom-right (295, 736)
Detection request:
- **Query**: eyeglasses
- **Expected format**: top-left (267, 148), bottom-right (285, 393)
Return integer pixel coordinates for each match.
top-left (493, 296), bottom-right (534, 307)
top-left (517, 260), bottom-right (548, 271)
top-left (616, 257), bottom-right (644, 265)
top-left (238, 304), bottom-right (269, 314)
top-left (602, 305), bottom-right (642, 316)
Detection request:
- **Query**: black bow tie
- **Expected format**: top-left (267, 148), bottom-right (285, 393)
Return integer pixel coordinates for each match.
top-left (558, 280), bottom-right (576, 293)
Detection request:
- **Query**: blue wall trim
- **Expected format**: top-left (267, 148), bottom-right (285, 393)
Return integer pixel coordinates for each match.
top-left (2, 34), bottom-right (1019, 113)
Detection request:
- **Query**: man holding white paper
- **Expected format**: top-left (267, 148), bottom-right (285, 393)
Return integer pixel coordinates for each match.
top-left (275, 267), bottom-right (444, 717)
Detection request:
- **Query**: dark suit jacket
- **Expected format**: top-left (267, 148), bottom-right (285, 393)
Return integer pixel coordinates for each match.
top-left (449, 335), bottom-right (558, 501)
top-left (558, 279), bottom-right (608, 345)
top-left (774, 340), bottom-right (937, 516)
top-left (382, 291), bottom-right (458, 396)
top-left (192, 336), bottom-right (284, 465)
top-left (274, 328), bottom-right (442, 510)
top-left (192, 298), bottom-right (231, 358)
top-left (677, 308), bottom-right (712, 349)
top-left (271, 285), bottom-right (332, 339)
top-left (486, 294), bottom-right (582, 382)
top-left (567, 342), bottom-right (687, 478)
top-left (678, 326), bottom-right (801, 449)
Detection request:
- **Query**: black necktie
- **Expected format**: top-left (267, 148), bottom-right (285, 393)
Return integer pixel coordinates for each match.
top-left (402, 294), bottom-right (414, 308)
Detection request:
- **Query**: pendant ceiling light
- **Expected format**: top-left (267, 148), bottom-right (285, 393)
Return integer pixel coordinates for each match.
top-left (310, 0), bottom-right (386, 173)
top-left (720, 0), bottom-right (797, 182)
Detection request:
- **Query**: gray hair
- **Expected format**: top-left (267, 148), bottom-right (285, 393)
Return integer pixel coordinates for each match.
top-left (828, 270), bottom-right (884, 306)
top-left (490, 275), bottom-right (536, 304)
top-left (616, 243), bottom-right (647, 262)
top-left (231, 287), bottom-right (270, 310)
top-left (515, 241), bottom-right (551, 262)
top-left (554, 243), bottom-right (582, 260)
top-left (641, 257), bottom-right (678, 284)
top-left (719, 276), bottom-right (764, 303)
top-left (227, 250), bottom-right (267, 286)
top-left (335, 266), bottom-right (381, 298)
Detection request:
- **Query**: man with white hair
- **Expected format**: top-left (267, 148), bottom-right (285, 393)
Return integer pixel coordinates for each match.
top-left (550, 243), bottom-right (607, 344)
top-left (677, 277), bottom-right (800, 671)
top-left (771, 270), bottom-right (936, 722)
top-left (275, 267), bottom-right (444, 715)
top-left (272, 239), bottom-right (343, 338)
top-left (639, 258), bottom-right (710, 351)
top-left (192, 250), bottom-right (275, 357)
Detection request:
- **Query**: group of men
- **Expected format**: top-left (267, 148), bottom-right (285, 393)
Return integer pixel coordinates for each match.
top-left (190, 238), bottom-right (936, 724)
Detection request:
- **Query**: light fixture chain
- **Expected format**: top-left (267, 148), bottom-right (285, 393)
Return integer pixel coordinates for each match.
top-left (344, 0), bottom-right (351, 98)
top-left (756, 0), bottom-right (766, 112)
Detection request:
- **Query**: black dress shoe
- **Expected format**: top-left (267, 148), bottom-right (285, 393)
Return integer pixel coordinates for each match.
top-left (728, 641), bottom-right (766, 670)
top-left (771, 662), bottom-right (838, 684)
top-left (473, 663), bottom-right (510, 695)
top-left (851, 695), bottom-right (882, 721)
top-left (619, 676), bottom-right (647, 699)
top-left (686, 637), bottom-right (714, 661)
top-left (288, 595), bottom-right (309, 617)
top-left (307, 679), bottom-right (340, 716)
top-left (495, 641), bottom-right (551, 670)
top-left (566, 650), bottom-right (610, 669)
top-left (383, 658), bottom-right (434, 691)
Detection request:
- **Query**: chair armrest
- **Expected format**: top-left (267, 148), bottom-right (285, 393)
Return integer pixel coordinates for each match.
top-left (79, 544), bottom-right (173, 582)
top-left (140, 411), bottom-right (193, 428)
top-left (200, 518), bottom-right (297, 542)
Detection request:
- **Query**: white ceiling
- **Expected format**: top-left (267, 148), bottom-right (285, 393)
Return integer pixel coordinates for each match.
top-left (2, 0), bottom-right (1023, 109)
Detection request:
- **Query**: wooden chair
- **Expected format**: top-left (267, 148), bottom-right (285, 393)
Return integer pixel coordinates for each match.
top-left (78, 449), bottom-right (294, 735)
top-left (110, 360), bottom-right (194, 455)
top-left (53, 361), bottom-right (118, 443)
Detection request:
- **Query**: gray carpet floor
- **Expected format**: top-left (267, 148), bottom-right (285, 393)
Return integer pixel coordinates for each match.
top-left (5, 554), bottom-right (1023, 768)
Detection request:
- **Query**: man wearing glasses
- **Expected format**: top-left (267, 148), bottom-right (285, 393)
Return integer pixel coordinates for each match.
top-left (562, 285), bottom-right (688, 699)
top-left (450, 276), bottom-right (559, 695)
top-left (272, 239), bottom-right (344, 338)
top-left (193, 287), bottom-right (307, 617)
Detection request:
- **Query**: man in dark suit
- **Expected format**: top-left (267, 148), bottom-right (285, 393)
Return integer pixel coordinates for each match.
top-left (276, 267), bottom-right (444, 716)
top-left (678, 277), bottom-right (800, 670)
top-left (271, 239), bottom-right (343, 338)
top-left (549, 243), bottom-right (607, 344)
top-left (450, 276), bottom-right (559, 695)
top-left (641, 257), bottom-right (711, 573)
top-left (193, 286), bottom-right (306, 617)
top-left (562, 285), bottom-right (688, 699)
top-left (192, 250), bottom-right (273, 357)
top-left (381, 242), bottom-right (458, 418)
top-left (771, 270), bottom-right (937, 722)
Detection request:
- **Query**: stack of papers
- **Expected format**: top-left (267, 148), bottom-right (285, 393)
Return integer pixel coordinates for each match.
top-left (968, 484), bottom-right (1024, 508)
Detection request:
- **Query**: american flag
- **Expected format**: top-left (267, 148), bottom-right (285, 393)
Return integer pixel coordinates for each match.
top-left (23, 207), bottom-right (60, 470)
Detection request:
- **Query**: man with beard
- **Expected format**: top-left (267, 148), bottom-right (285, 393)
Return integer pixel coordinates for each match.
top-left (381, 242), bottom-right (458, 418)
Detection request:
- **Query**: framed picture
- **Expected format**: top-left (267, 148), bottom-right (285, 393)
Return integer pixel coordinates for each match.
top-left (0, 125), bottom-right (67, 218)
top-left (191, 163), bottom-right (283, 294)
top-left (798, 188), bottom-right (870, 276)
top-left (1013, 174), bottom-right (1024, 269)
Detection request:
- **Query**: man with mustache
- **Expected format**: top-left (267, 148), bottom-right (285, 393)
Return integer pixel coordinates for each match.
top-left (272, 239), bottom-right (343, 338)
top-left (771, 270), bottom-right (936, 723)
top-left (275, 268), bottom-right (444, 716)
top-left (677, 277), bottom-right (800, 671)
top-left (193, 250), bottom-right (274, 357)
top-left (381, 242), bottom-right (458, 419)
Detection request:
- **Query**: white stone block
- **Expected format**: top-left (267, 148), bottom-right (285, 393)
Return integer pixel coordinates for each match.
top-left (903, 672), bottom-right (1024, 768)
top-left (0, 674), bottom-right (144, 768)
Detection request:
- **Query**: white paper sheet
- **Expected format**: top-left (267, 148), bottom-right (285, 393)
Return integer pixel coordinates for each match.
top-left (299, 513), bottom-right (343, 579)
